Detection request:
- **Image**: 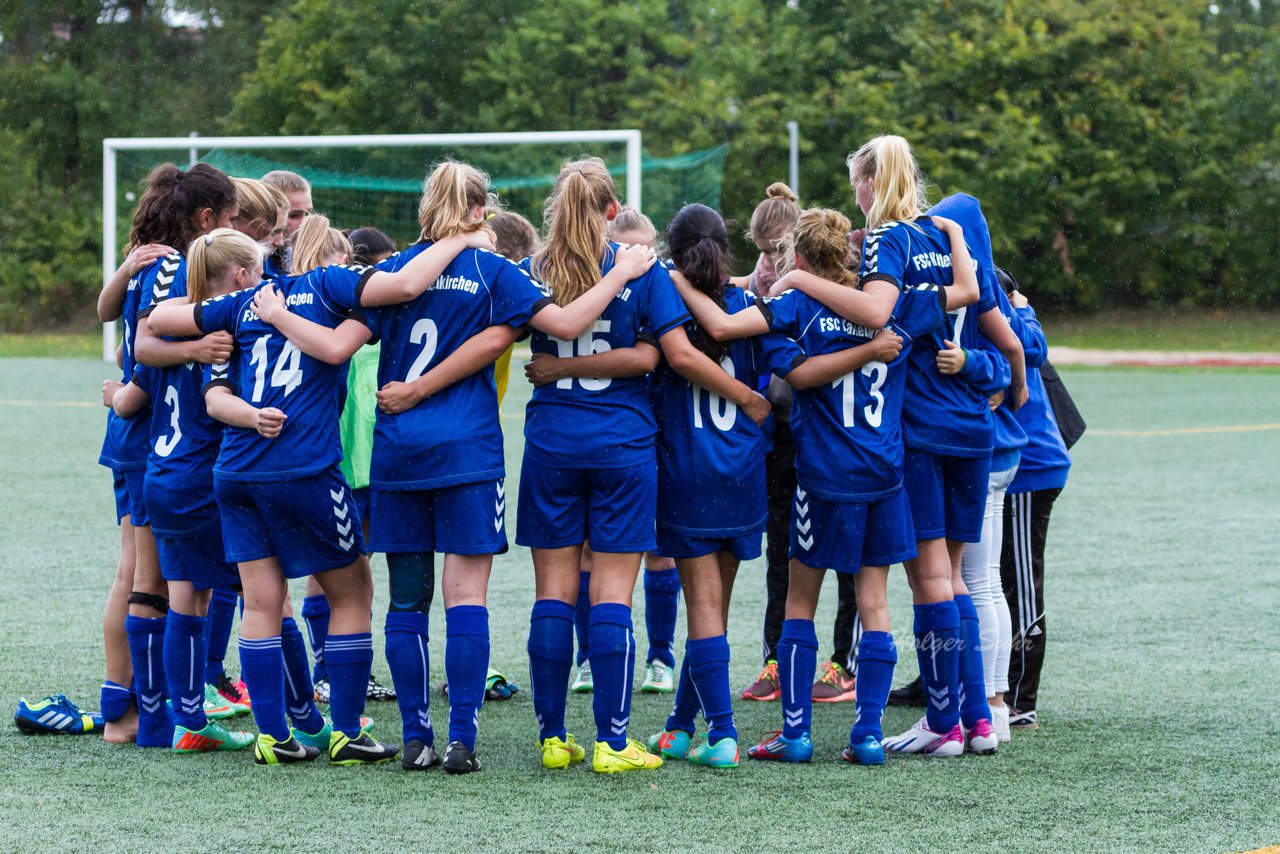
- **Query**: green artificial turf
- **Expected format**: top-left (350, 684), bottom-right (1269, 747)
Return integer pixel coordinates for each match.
top-left (1, 362), bottom-right (1277, 853)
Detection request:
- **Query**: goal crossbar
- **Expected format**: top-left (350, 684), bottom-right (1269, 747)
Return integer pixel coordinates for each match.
top-left (101, 129), bottom-right (643, 361)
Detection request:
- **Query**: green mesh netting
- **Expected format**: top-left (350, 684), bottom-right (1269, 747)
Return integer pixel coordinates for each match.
top-left (113, 142), bottom-right (726, 250)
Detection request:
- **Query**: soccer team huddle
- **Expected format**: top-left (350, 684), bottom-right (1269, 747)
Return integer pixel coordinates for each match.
top-left (66, 133), bottom-right (1073, 774)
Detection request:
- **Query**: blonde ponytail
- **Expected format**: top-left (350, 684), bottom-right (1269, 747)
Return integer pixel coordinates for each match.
top-left (532, 157), bottom-right (616, 307)
top-left (847, 135), bottom-right (930, 231)
top-left (186, 228), bottom-right (262, 304)
top-left (417, 160), bottom-right (496, 242)
top-left (290, 214), bottom-right (353, 274)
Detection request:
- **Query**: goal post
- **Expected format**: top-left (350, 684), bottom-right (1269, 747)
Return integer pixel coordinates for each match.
top-left (100, 130), bottom-right (643, 362)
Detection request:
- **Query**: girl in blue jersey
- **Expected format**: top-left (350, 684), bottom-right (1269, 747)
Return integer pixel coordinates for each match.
top-left (760, 136), bottom-right (1019, 755)
top-left (110, 229), bottom-right (273, 753)
top-left (148, 225), bottom-right (488, 766)
top-left (519, 158), bottom-right (770, 774)
top-left (98, 163), bottom-right (239, 747)
top-left (673, 207), bottom-right (978, 764)
top-left (240, 161), bottom-right (657, 773)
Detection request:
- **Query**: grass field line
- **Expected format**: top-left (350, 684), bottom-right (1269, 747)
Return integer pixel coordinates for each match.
top-left (1091, 422), bottom-right (1280, 437)
top-left (0, 398), bottom-right (98, 408)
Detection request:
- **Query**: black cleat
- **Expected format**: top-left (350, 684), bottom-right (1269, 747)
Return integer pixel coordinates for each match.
top-left (402, 738), bottom-right (442, 771)
top-left (254, 733), bottom-right (321, 766)
top-left (442, 740), bottom-right (481, 774)
top-left (887, 675), bottom-right (925, 707)
top-left (329, 731), bottom-right (399, 766)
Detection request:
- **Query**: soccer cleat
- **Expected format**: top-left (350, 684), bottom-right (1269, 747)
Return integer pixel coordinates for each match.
top-left (688, 737), bottom-right (739, 768)
top-left (254, 733), bottom-right (320, 766)
top-left (963, 718), bottom-right (999, 755)
top-left (592, 738), bottom-right (663, 773)
top-left (313, 678), bottom-right (330, 705)
top-left (402, 739), bottom-right (442, 771)
top-left (746, 731), bottom-right (813, 763)
top-left (540, 734), bottom-right (586, 769)
top-left (215, 674), bottom-right (251, 713)
top-left (740, 661), bottom-right (781, 701)
top-left (570, 661), bottom-right (594, 694)
top-left (292, 715), bottom-right (374, 750)
top-left (366, 674), bottom-right (396, 702)
top-left (442, 740), bottom-right (481, 774)
top-left (440, 668), bottom-right (522, 701)
top-left (232, 679), bottom-right (251, 705)
top-left (887, 675), bottom-right (925, 707)
top-left (172, 720), bottom-right (254, 753)
top-left (841, 735), bottom-right (885, 766)
top-left (201, 684), bottom-right (238, 720)
top-left (1008, 707), bottom-right (1039, 730)
top-left (329, 731), bottom-right (399, 766)
top-left (640, 660), bottom-right (675, 694)
top-left (14, 695), bottom-right (103, 736)
top-left (882, 717), bottom-right (964, 757)
top-left (992, 705), bottom-right (1011, 742)
top-left (811, 660), bottom-right (857, 703)
top-left (647, 728), bottom-right (692, 760)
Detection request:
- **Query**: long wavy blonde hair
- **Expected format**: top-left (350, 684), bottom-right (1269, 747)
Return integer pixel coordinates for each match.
top-left (531, 157), bottom-right (617, 306)
top-left (847, 135), bottom-right (930, 231)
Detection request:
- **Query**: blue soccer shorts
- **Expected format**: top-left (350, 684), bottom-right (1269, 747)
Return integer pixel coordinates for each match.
top-left (789, 485), bottom-right (916, 573)
top-left (156, 520), bottom-right (240, 591)
top-left (112, 467), bottom-right (149, 527)
top-left (903, 448), bottom-right (992, 543)
top-left (368, 479), bottom-right (507, 556)
top-left (655, 525), bottom-right (763, 561)
top-left (214, 466), bottom-right (365, 578)
top-left (516, 453), bottom-right (657, 554)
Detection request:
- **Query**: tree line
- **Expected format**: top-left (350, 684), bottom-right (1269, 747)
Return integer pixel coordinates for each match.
top-left (3, 0), bottom-right (1277, 331)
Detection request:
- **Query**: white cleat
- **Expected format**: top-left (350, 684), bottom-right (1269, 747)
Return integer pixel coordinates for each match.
top-left (640, 660), bottom-right (674, 694)
top-left (991, 705), bottom-right (1011, 742)
top-left (882, 717), bottom-right (964, 757)
top-left (962, 718), bottom-right (999, 755)
top-left (571, 661), bottom-right (594, 694)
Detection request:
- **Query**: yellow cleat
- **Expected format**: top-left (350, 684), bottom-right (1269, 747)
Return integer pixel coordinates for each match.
top-left (541, 734), bottom-right (587, 769)
top-left (592, 738), bottom-right (663, 773)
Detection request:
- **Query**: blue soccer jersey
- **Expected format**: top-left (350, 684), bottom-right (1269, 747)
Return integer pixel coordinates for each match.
top-left (99, 254), bottom-right (183, 470)
top-left (519, 244), bottom-right (690, 469)
top-left (195, 264), bottom-right (371, 481)
top-left (758, 283), bottom-right (947, 502)
top-left (861, 216), bottom-right (994, 457)
top-left (652, 287), bottom-right (767, 535)
top-left (366, 242), bottom-right (552, 490)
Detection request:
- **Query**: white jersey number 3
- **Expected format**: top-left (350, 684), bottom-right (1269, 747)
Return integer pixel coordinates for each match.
top-left (833, 361), bottom-right (887, 429)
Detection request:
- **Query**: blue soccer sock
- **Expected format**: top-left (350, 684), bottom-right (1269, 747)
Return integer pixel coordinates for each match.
top-left (203, 587), bottom-right (238, 685)
top-left (954, 594), bottom-right (992, 728)
top-left (914, 600), bottom-right (962, 733)
top-left (528, 599), bottom-right (574, 742)
top-left (574, 572), bottom-right (591, 667)
top-left (445, 605), bottom-right (490, 751)
top-left (300, 594), bottom-right (331, 684)
top-left (126, 615), bottom-right (173, 747)
top-left (688, 635), bottom-right (735, 743)
top-left (643, 568), bottom-right (680, 668)
top-left (850, 630), bottom-right (897, 744)
top-left (385, 611), bottom-right (433, 744)
top-left (100, 680), bottom-right (133, 723)
top-left (280, 617), bottom-right (325, 733)
top-left (778, 619), bottom-right (818, 739)
top-left (325, 632), bottom-right (373, 738)
top-left (164, 610), bottom-right (208, 731)
top-left (239, 636), bottom-right (289, 741)
top-left (588, 603), bottom-right (635, 750)
top-left (665, 655), bottom-right (699, 735)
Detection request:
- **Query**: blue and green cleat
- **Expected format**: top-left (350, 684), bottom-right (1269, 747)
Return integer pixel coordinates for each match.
top-left (15, 695), bottom-right (104, 735)
top-left (688, 737), bottom-right (740, 768)
top-left (842, 734), bottom-right (886, 766)
top-left (646, 728), bottom-right (692, 760)
top-left (292, 715), bottom-right (374, 751)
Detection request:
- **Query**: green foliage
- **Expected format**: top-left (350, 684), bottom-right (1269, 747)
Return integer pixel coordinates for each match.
top-left (3, 0), bottom-right (1279, 328)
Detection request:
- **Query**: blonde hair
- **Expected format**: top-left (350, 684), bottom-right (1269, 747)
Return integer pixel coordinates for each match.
top-left (260, 170), bottom-right (311, 195)
top-left (290, 214), bottom-right (353, 274)
top-left (747, 182), bottom-right (801, 249)
top-left (417, 160), bottom-right (496, 242)
top-left (607, 206), bottom-right (656, 244)
top-left (782, 208), bottom-right (856, 288)
top-left (233, 178), bottom-right (287, 231)
top-left (532, 157), bottom-right (617, 307)
top-left (487, 210), bottom-right (539, 262)
top-left (186, 228), bottom-right (262, 305)
top-left (847, 135), bottom-right (930, 231)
